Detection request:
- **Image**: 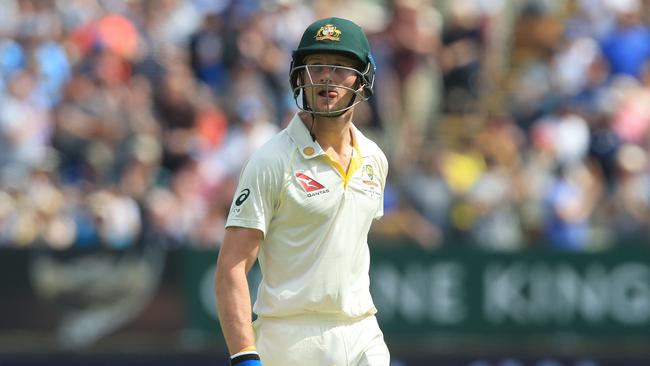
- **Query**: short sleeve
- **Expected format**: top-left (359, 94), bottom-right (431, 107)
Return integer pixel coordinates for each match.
top-left (374, 149), bottom-right (389, 219)
top-left (226, 154), bottom-right (282, 236)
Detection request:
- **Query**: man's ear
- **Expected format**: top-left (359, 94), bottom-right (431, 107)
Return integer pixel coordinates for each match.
top-left (297, 72), bottom-right (305, 86)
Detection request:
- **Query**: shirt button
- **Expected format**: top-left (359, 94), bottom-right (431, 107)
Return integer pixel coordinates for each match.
top-left (303, 147), bottom-right (315, 156)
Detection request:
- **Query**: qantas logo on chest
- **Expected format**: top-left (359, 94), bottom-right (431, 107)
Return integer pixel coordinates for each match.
top-left (295, 172), bottom-right (330, 197)
top-left (295, 172), bottom-right (324, 192)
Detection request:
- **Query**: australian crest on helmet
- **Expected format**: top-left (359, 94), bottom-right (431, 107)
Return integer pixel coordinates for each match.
top-left (315, 24), bottom-right (341, 41)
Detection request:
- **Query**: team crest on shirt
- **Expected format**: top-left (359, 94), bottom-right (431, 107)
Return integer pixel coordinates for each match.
top-left (361, 164), bottom-right (379, 188)
top-left (295, 172), bottom-right (330, 197)
top-left (360, 163), bottom-right (381, 199)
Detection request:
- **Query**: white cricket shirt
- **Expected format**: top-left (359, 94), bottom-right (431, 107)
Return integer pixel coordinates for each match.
top-left (226, 113), bottom-right (388, 319)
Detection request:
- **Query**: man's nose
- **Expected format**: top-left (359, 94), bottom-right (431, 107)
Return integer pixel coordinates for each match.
top-left (316, 66), bottom-right (334, 81)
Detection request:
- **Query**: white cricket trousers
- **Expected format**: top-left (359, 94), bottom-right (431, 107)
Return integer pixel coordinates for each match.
top-left (254, 314), bottom-right (390, 366)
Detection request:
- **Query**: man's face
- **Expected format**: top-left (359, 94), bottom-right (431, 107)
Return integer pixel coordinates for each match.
top-left (301, 53), bottom-right (360, 114)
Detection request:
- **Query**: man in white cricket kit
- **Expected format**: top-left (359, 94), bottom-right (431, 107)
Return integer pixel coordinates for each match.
top-left (215, 17), bottom-right (390, 366)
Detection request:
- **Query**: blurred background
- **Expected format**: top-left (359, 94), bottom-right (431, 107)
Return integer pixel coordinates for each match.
top-left (1, 0), bottom-right (649, 365)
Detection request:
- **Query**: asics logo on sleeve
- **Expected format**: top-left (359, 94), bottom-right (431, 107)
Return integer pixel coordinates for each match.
top-left (235, 188), bottom-right (251, 206)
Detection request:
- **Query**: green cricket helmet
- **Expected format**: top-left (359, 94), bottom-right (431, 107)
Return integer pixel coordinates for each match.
top-left (290, 17), bottom-right (376, 116)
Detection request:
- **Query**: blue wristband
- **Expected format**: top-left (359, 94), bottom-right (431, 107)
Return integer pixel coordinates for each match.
top-left (230, 352), bottom-right (261, 366)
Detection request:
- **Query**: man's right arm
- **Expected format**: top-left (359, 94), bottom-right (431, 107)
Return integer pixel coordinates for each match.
top-left (215, 226), bottom-right (263, 357)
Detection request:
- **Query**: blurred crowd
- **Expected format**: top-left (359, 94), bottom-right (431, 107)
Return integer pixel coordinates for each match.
top-left (0, 0), bottom-right (648, 251)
